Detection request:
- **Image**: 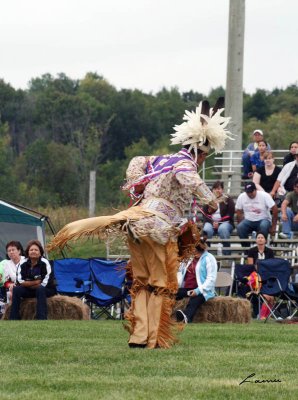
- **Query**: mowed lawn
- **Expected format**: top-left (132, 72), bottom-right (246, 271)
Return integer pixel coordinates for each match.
top-left (0, 320), bottom-right (297, 400)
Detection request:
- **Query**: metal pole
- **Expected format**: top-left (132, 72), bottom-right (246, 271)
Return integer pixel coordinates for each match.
top-left (89, 170), bottom-right (96, 217)
top-left (224, 0), bottom-right (245, 195)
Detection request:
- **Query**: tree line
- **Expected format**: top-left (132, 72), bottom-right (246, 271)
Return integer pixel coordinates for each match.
top-left (0, 72), bottom-right (298, 208)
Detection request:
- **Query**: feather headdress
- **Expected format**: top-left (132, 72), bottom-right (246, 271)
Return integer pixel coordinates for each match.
top-left (170, 98), bottom-right (234, 160)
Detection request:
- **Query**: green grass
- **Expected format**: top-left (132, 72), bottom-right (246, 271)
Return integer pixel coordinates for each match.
top-left (48, 238), bottom-right (107, 260)
top-left (0, 320), bottom-right (297, 399)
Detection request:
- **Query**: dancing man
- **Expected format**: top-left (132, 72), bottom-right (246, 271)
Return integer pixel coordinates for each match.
top-left (48, 98), bottom-right (233, 349)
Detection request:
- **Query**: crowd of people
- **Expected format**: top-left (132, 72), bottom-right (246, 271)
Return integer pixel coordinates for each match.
top-left (175, 131), bottom-right (298, 323)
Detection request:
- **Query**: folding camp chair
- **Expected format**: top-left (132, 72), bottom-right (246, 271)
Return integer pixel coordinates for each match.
top-left (215, 271), bottom-right (233, 296)
top-left (53, 258), bottom-right (92, 302)
top-left (234, 264), bottom-right (258, 317)
top-left (234, 264), bottom-right (256, 296)
top-left (86, 258), bottom-right (129, 320)
top-left (257, 258), bottom-right (298, 322)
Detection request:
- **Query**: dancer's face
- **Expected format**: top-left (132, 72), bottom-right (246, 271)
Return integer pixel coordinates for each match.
top-left (196, 152), bottom-right (208, 166)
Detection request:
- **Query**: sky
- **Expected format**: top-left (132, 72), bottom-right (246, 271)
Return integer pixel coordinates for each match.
top-left (1, 0), bottom-right (297, 95)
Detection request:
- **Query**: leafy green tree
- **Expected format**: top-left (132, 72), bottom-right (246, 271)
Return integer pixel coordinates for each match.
top-left (14, 139), bottom-right (82, 206)
top-left (0, 122), bottom-right (18, 199)
top-left (244, 89), bottom-right (271, 121)
top-left (100, 89), bottom-right (158, 161)
top-left (269, 84), bottom-right (298, 115)
top-left (78, 72), bottom-right (117, 105)
top-left (261, 112), bottom-right (298, 149)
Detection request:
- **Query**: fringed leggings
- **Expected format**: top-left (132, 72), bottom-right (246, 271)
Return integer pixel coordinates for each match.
top-left (125, 236), bottom-right (179, 349)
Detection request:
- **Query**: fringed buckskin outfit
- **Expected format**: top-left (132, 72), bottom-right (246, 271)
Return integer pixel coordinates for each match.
top-left (123, 149), bottom-right (216, 348)
top-left (48, 98), bottom-right (233, 349)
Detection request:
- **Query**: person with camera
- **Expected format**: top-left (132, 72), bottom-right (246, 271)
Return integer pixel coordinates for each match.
top-left (176, 240), bottom-right (217, 324)
top-left (9, 240), bottom-right (56, 320)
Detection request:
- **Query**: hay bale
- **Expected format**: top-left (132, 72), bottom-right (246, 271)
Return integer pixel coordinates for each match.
top-left (2, 295), bottom-right (90, 320)
top-left (173, 296), bottom-right (251, 323)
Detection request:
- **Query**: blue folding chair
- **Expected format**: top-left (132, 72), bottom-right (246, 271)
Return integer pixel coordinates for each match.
top-left (233, 264), bottom-right (258, 317)
top-left (257, 258), bottom-right (298, 322)
top-left (87, 258), bottom-right (128, 320)
top-left (53, 258), bottom-right (92, 298)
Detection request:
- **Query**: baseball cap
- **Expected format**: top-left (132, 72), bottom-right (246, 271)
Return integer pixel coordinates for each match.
top-left (253, 129), bottom-right (263, 136)
top-left (244, 182), bottom-right (256, 193)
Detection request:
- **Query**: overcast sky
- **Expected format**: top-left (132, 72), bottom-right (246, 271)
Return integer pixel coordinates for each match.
top-left (1, 0), bottom-right (297, 95)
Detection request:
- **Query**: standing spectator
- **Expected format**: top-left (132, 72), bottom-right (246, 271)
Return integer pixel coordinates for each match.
top-left (9, 240), bottom-right (56, 320)
top-left (235, 182), bottom-right (278, 245)
top-left (271, 149), bottom-right (298, 197)
top-left (202, 181), bottom-right (235, 254)
top-left (280, 178), bottom-right (298, 238)
top-left (242, 129), bottom-right (270, 179)
top-left (175, 242), bottom-right (217, 324)
top-left (251, 140), bottom-right (268, 172)
top-left (253, 151), bottom-right (281, 193)
top-left (283, 141), bottom-right (298, 166)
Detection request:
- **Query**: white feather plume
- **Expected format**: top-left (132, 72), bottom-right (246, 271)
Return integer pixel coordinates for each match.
top-left (170, 102), bottom-right (234, 154)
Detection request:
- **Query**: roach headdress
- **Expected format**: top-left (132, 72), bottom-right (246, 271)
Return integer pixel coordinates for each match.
top-left (170, 97), bottom-right (234, 161)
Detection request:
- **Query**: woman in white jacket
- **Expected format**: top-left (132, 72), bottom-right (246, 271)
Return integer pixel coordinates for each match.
top-left (176, 241), bottom-right (217, 323)
top-left (2, 241), bottom-right (25, 303)
top-left (271, 151), bottom-right (298, 197)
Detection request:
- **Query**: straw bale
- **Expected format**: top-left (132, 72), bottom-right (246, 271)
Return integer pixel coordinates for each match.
top-left (2, 295), bottom-right (90, 320)
top-left (173, 296), bottom-right (251, 323)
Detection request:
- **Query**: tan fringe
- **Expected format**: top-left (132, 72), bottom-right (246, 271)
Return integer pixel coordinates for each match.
top-left (47, 207), bottom-right (153, 251)
top-left (178, 221), bottom-right (205, 262)
top-left (151, 241), bottom-right (182, 349)
top-left (152, 296), bottom-right (179, 349)
top-left (123, 279), bottom-right (147, 335)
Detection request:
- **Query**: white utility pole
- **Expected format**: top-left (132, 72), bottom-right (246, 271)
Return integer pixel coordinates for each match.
top-left (89, 170), bottom-right (96, 217)
top-left (224, 0), bottom-right (245, 194)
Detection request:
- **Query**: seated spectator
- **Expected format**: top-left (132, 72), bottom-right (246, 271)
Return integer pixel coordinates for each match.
top-left (0, 261), bottom-right (5, 301)
top-left (242, 129), bottom-right (270, 179)
top-left (280, 178), bottom-right (298, 238)
top-left (251, 140), bottom-right (268, 172)
top-left (0, 261), bottom-right (4, 287)
top-left (271, 149), bottom-right (298, 197)
top-left (2, 241), bottom-right (25, 303)
top-left (176, 241), bottom-right (217, 324)
top-left (247, 232), bottom-right (274, 319)
top-left (283, 141), bottom-right (298, 166)
top-left (202, 181), bottom-right (235, 255)
top-left (9, 240), bottom-right (56, 320)
top-left (247, 232), bottom-right (274, 265)
top-left (253, 151), bottom-right (281, 194)
top-left (235, 182), bottom-right (278, 246)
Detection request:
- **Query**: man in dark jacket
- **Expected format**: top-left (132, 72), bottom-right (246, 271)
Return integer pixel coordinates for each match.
top-left (203, 181), bottom-right (235, 254)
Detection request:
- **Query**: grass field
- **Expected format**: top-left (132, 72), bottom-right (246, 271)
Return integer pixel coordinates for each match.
top-left (0, 320), bottom-right (297, 400)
